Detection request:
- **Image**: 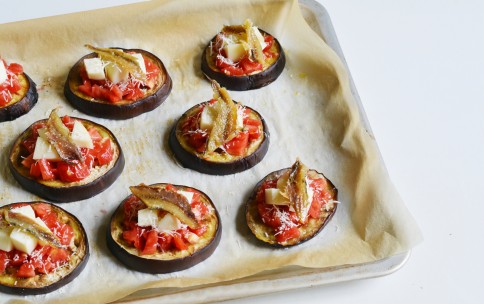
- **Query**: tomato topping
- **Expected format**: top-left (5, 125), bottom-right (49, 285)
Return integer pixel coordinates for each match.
top-left (0, 60), bottom-right (25, 107)
top-left (57, 223), bottom-right (74, 246)
top-left (275, 226), bottom-right (300, 243)
top-left (32, 203), bottom-right (52, 218)
top-left (57, 161), bottom-right (90, 183)
top-left (172, 233), bottom-right (188, 251)
top-left (8, 63), bottom-right (23, 74)
top-left (17, 262), bottom-right (36, 278)
top-left (224, 131), bottom-right (249, 156)
top-left (141, 230), bottom-right (158, 255)
top-left (158, 233), bottom-right (173, 251)
top-left (221, 65), bottom-right (245, 76)
top-left (49, 248), bottom-right (69, 264)
top-left (62, 115), bottom-right (75, 131)
top-left (123, 226), bottom-right (143, 251)
top-left (239, 57), bottom-right (263, 74)
top-left (94, 138), bottom-right (113, 166)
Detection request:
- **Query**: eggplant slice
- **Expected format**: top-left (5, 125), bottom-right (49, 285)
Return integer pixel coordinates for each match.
top-left (107, 183), bottom-right (221, 274)
top-left (0, 73), bottom-right (38, 122)
top-left (201, 30), bottom-right (285, 91)
top-left (64, 48), bottom-right (172, 120)
top-left (8, 117), bottom-right (125, 202)
top-left (169, 101), bottom-right (269, 175)
top-left (0, 202), bottom-right (89, 295)
top-left (246, 168), bottom-right (338, 247)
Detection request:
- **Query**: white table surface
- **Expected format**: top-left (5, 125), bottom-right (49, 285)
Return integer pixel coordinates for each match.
top-left (1, 1), bottom-right (483, 303)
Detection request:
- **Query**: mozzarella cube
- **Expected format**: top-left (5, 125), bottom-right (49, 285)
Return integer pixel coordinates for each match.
top-left (71, 120), bottom-right (94, 149)
top-left (265, 188), bottom-right (290, 206)
top-left (131, 53), bottom-right (147, 75)
top-left (200, 104), bottom-right (218, 130)
top-left (105, 62), bottom-right (129, 84)
top-left (10, 229), bottom-right (37, 255)
top-left (0, 60), bottom-right (7, 84)
top-left (223, 43), bottom-right (246, 62)
top-left (157, 213), bottom-right (182, 232)
top-left (177, 190), bottom-right (194, 204)
top-left (84, 58), bottom-right (105, 80)
top-left (0, 229), bottom-right (13, 252)
top-left (32, 136), bottom-right (61, 160)
top-left (236, 106), bottom-right (244, 129)
top-left (252, 26), bottom-right (267, 50)
top-left (10, 205), bottom-right (36, 219)
top-left (137, 209), bottom-right (159, 228)
top-left (33, 217), bottom-right (50, 230)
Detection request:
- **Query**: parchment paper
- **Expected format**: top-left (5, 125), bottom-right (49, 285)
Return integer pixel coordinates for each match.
top-left (0, 0), bottom-right (422, 303)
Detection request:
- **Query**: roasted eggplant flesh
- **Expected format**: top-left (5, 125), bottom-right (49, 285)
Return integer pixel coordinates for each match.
top-left (0, 202), bottom-right (89, 295)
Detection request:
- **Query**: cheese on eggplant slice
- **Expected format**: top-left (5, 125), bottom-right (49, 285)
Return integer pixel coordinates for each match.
top-left (0, 229), bottom-right (13, 252)
top-left (71, 120), bottom-right (94, 149)
top-left (265, 188), bottom-right (290, 206)
top-left (105, 62), bottom-right (129, 84)
top-left (157, 213), bottom-right (182, 232)
top-left (177, 190), bottom-right (194, 204)
top-left (137, 209), bottom-right (159, 228)
top-left (10, 205), bottom-right (36, 219)
top-left (84, 57), bottom-right (105, 80)
top-left (32, 135), bottom-right (61, 160)
top-left (223, 43), bottom-right (246, 62)
top-left (10, 228), bottom-right (37, 255)
top-left (0, 60), bottom-right (7, 84)
top-left (130, 53), bottom-right (147, 75)
top-left (252, 26), bottom-right (267, 50)
top-left (201, 103), bottom-right (244, 131)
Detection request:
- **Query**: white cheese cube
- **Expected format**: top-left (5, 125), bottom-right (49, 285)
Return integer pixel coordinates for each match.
top-left (264, 188), bottom-right (290, 206)
top-left (131, 53), bottom-right (147, 75)
top-left (0, 60), bottom-right (7, 84)
top-left (71, 120), bottom-right (94, 149)
top-left (223, 43), bottom-right (246, 62)
top-left (105, 62), bottom-right (129, 84)
top-left (0, 229), bottom-right (13, 252)
top-left (10, 205), bottom-right (36, 220)
top-left (236, 106), bottom-right (244, 129)
top-left (10, 229), bottom-right (37, 255)
top-left (33, 217), bottom-right (50, 230)
top-left (200, 104), bottom-right (218, 130)
top-left (84, 58), bottom-right (105, 80)
top-left (252, 26), bottom-right (267, 50)
top-left (177, 190), bottom-right (194, 204)
top-left (157, 213), bottom-right (182, 232)
top-left (32, 136), bottom-right (61, 161)
top-left (137, 209), bottom-right (159, 228)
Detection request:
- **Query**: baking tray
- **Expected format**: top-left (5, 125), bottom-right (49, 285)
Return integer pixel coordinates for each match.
top-left (116, 0), bottom-right (411, 302)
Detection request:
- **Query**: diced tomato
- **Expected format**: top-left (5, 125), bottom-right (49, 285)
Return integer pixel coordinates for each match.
top-left (57, 223), bottom-right (74, 246)
top-left (263, 35), bottom-right (274, 51)
top-left (0, 251), bottom-right (7, 273)
top-left (31, 122), bottom-right (46, 136)
top-left (165, 184), bottom-right (176, 192)
top-left (57, 161), bottom-right (90, 183)
top-left (239, 57), bottom-right (263, 74)
top-left (224, 131), bottom-right (249, 156)
top-left (0, 90), bottom-right (11, 106)
top-left (246, 125), bottom-right (260, 141)
top-left (95, 138), bottom-right (113, 166)
top-left (191, 200), bottom-right (208, 218)
top-left (62, 115), bottom-right (75, 131)
top-left (185, 131), bottom-right (207, 153)
top-left (29, 162), bottom-right (42, 179)
top-left (21, 153), bottom-right (35, 168)
top-left (8, 250), bottom-right (28, 267)
top-left (215, 56), bottom-right (233, 69)
top-left (49, 248), bottom-right (69, 264)
top-left (78, 80), bottom-right (92, 96)
top-left (172, 233), bottom-right (188, 251)
top-left (7, 78), bottom-right (22, 94)
top-left (189, 225), bottom-right (207, 237)
top-left (221, 65), bottom-right (245, 76)
top-left (88, 127), bottom-right (103, 142)
top-left (244, 117), bottom-right (261, 127)
top-left (141, 230), bottom-right (158, 255)
top-left (7, 63), bottom-right (23, 75)
top-left (275, 226), bottom-right (300, 243)
top-left (38, 159), bottom-right (56, 180)
top-left (106, 84), bottom-right (123, 103)
top-left (32, 203), bottom-right (52, 218)
top-left (158, 233), bottom-right (173, 251)
top-left (123, 81), bottom-right (145, 101)
top-left (308, 196), bottom-right (322, 219)
top-left (17, 262), bottom-right (36, 278)
top-left (40, 212), bottom-right (59, 231)
top-left (22, 137), bottom-right (37, 154)
top-left (123, 226), bottom-right (143, 251)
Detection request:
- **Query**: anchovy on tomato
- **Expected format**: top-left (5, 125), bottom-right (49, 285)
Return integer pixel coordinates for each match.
top-left (0, 58), bottom-right (38, 122)
top-left (107, 183), bottom-right (221, 274)
top-left (169, 80), bottom-right (269, 175)
top-left (0, 201), bottom-right (89, 295)
top-left (246, 160), bottom-right (338, 247)
top-left (201, 19), bottom-right (285, 91)
top-left (8, 109), bottom-right (125, 202)
top-left (64, 45), bottom-right (172, 119)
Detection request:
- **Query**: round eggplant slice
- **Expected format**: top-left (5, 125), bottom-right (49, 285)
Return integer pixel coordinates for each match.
top-left (0, 72), bottom-right (38, 122)
top-left (246, 168), bottom-right (338, 247)
top-left (201, 30), bottom-right (285, 91)
top-left (0, 201), bottom-right (89, 295)
top-left (64, 48), bottom-right (172, 120)
top-left (106, 183), bottom-right (221, 274)
top-left (169, 101), bottom-right (269, 175)
top-left (8, 117), bottom-right (125, 203)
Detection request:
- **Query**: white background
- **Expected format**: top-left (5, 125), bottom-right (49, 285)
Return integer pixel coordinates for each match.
top-left (1, 0), bottom-right (483, 303)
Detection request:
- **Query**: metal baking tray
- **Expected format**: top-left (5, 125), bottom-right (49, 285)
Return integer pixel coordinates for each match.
top-left (117, 1), bottom-right (410, 302)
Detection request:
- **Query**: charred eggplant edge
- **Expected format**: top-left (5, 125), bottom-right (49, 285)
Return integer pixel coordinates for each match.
top-left (0, 73), bottom-right (38, 122)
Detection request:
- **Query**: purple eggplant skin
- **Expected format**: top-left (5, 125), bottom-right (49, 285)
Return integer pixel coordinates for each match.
top-left (106, 184), bottom-right (222, 274)
top-left (8, 117), bottom-right (125, 203)
top-left (64, 48), bottom-right (172, 120)
top-left (246, 168), bottom-right (338, 248)
top-left (200, 30), bottom-right (285, 91)
top-left (0, 73), bottom-right (38, 122)
top-left (168, 102), bottom-right (270, 175)
top-left (0, 201), bottom-right (90, 295)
